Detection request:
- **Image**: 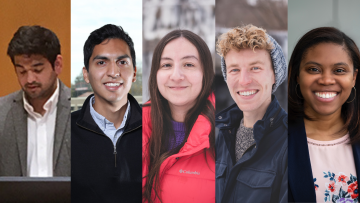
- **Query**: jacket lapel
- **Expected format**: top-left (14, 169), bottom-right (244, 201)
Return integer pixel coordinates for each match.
top-left (352, 143), bottom-right (360, 180)
top-left (53, 81), bottom-right (70, 169)
top-left (12, 91), bottom-right (28, 176)
top-left (288, 117), bottom-right (316, 202)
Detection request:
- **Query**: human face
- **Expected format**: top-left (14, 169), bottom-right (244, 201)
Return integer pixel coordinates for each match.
top-left (14, 54), bottom-right (61, 101)
top-left (83, 38), bottom-right (136, 106)
top-left (298, 43), bottom-right (357, 117)
top-left (225, 48), bottom-right (275, 114)
top-left (157, 37), bottom-right (203, 113)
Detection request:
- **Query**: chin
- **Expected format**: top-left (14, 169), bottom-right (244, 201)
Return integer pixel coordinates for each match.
top-left (236, 103), bottom-right (258, 113)
top-left (311, 107), bottom-right (341, 117)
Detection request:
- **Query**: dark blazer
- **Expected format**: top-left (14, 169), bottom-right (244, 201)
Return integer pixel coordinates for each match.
top-left (0, 80), bottom-right (71, 176)
top-left (216, 95), bottom-right (288, 203)
top-left (288, 117), bottom-right (360, 202)
top-left (71, 93), bottom-right (142, 203)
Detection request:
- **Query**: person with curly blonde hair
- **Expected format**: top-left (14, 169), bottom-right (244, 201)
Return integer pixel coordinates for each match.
top-left (215, 24), bottom-right (288, 203)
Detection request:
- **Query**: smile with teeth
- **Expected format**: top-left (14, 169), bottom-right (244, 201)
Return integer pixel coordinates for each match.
top-left (314, 92), bottom-right (338, 99)
top-left (104, 83), bottom-right (121, 87)
top-left (238, 90), bottom-right (258, 96)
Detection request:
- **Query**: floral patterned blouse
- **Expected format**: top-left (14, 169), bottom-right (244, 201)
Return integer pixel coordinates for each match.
top-left (308, 133), bottom-right (358, 203)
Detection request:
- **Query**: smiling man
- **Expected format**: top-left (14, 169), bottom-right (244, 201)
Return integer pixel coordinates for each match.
top-left (71, 24), bottom-right (142, 203)
top-left (0, 25), bottom-right (70, 177)
top-left (215, 25), bottom-right (288, 203)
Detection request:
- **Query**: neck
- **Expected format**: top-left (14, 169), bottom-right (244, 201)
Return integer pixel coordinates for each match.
top-left (93, 96), bottom-right (128, 129)
top-left (304, 108), bottom-right (345, 141)
top-left (169, 103), bottom-right (193, 123)
top-left (242, 97), bottom-right (271, 128)
top-left (28, 98), bottom-right (48, 116)
top-left (26, 83), bottom-right (57, 116)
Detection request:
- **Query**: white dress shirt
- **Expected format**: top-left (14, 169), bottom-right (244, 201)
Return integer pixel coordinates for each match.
top-left (23, 80), bottom-right (59, 177)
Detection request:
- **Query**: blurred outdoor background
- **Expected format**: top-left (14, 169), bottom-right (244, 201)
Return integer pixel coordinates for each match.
top-left (142, 0), bottom-right (215, 103)
top-left (215, 0), bottom-right (288, 113)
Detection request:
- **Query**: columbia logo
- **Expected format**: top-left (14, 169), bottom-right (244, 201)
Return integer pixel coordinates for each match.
top-left (179, 169), bottom-right (200, 175)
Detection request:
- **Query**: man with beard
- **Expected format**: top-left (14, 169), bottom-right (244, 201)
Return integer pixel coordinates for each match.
top-left (0, 25), bottom-right (71, 177)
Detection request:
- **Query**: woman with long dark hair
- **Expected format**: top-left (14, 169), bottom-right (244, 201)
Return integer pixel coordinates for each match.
top-left (142, 30), bottom-right (215, 203)
top-left (288, 27), bottom-right (360, 202)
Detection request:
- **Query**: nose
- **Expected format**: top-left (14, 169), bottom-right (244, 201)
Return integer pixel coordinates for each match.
top-left (318, 71), bottom-right (335, 85)
top-left (238, 70), bottom-right (252, 86)
top-left (107, 61), bottom-right (120, 78)
top-left (27, 71), bottom-right (36, 84)
top-left (169, 64), bottom-right (184, 81)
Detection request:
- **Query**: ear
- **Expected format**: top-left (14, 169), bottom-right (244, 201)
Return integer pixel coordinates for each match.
top-left (54, 55), bottom-right (63, 75)
top-left (82, 67), bottom-right (90, 83)
top-left (132, 66), bottom-right (137, 82)
top-left (353, 69), bottom-right (358, 87)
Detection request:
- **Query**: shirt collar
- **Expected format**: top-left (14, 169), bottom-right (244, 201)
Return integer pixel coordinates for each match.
top-left (23, 79), bottom-right (60, 118)
top-left (89, 96), bottom-right (131, 132)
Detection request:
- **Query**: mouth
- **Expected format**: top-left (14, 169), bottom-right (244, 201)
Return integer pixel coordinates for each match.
top-left (237, 90), bottom-right (259, 96)
top-left (104, 82), bottom-right (123, 90)
top-left (168, 86), bottom-right (187, 90)
top-left (104, 82), bottom-right (122, 87)
top-left (26, 85), bottom-right (40, 90)
top-left (314, 91), bottom-right (338, 99)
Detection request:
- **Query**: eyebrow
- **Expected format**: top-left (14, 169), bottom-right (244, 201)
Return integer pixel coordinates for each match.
top-left (14, 63), bottom-right (44, 68)
top-left (160, 55), bottom-right (199, 61)
top-left (92, 54), bottom-right (131, 61)
top-left (303, 61), bottom-right (322, 66)
top-left (249, 60), bottom-right (264, 66)
top-left (303, 61), bottom-right (350, 67)
top-left (226, 60), bottom-right (264, 68)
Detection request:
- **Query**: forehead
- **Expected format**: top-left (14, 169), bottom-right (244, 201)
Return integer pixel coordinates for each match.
top-left (91, 38), bottom-right (131, 59)
top-left (14, 54), bottom-right (49, 64)
top-left (161, 37), bottom-right (199, 59)
top-left (225, 48), bottom-right (272, 67)
top-left (302, 43), bottom-right (352, 66)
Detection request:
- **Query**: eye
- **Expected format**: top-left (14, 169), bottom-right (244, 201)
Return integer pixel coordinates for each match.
top-left (161, 63), bottom-right (171, 68)
top-left (229, 68), bottom-right (239, 73)
top-left (335, 69), bottom-right (345, 73)
top-left (308, 67), bottom-right (320, 73)
top-left (119, 60), bottom-right (128, 65)
top-left (184, 63), bottom-right (194, 67)
top-left (97, 61), bottom-right (105, 65)
top-left (251, 67), bottom-right (260, 71)
top-left (34, 69), bottom-right (42, 73)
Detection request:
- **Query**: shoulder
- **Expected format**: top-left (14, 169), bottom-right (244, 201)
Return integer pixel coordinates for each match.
top-left (215, 103), bottom-right (242, 128)
top-left (59, 80), bottom-right (71, 99)
top-left (0, 90), bottom-right (22, 103)
top-left (128, 93), bottom-right (142, 116)
top-left (71, 109), bottom-right (82, 121)
top-left (0, 90), bottom-right (22, 113)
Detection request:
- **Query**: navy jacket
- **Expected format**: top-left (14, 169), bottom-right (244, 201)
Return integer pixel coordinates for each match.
top-left (215, 96), bottom-right (288, 203)
top-left (288, 117), bottom-right (360, 202)
top-left (71, 94), bottom-right (142, 203)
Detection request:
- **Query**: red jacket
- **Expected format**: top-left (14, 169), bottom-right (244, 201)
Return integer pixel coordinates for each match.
top-left (142, 97), bottom-right (215, 203)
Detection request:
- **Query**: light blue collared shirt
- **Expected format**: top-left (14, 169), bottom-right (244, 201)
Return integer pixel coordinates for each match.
top-left (89, 96), bottom-right (130, 146)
